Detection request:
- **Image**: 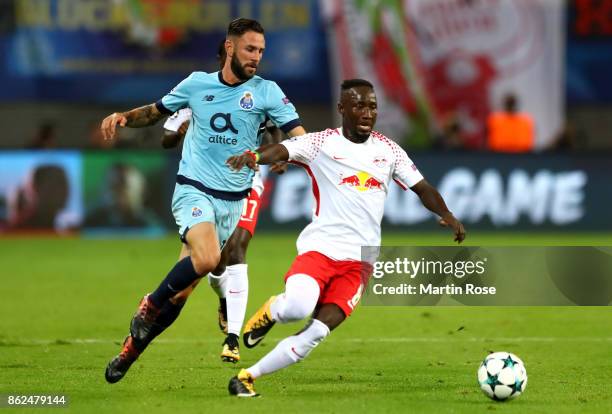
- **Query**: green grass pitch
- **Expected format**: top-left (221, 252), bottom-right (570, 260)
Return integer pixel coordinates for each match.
top-left (1, 232), bottom-right (611, 413)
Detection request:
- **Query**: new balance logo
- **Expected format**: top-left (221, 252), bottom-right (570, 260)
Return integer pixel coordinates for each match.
top-left (204, 95), bottom-right (215, 101)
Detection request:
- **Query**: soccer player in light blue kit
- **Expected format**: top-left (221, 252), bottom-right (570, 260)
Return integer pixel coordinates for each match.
top-left (100, 18), bottom-right (306, 383)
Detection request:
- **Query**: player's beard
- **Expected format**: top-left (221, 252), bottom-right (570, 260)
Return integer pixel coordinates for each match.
top-left (231, 54), bottom-right (256, 81)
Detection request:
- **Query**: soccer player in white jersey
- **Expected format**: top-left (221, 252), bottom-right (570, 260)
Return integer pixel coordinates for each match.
top-left (225, 79), bottom-right (465, 397)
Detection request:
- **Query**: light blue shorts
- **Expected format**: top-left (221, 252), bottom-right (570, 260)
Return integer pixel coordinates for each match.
top-left (171, 184), bottom-right (244, 248)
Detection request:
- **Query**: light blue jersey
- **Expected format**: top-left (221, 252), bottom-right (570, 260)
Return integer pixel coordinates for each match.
top-left (156, 71), bottom-right (300, 197)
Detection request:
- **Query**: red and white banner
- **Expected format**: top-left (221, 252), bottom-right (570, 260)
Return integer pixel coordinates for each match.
top-left (321, 0), bottom-right (564, 149)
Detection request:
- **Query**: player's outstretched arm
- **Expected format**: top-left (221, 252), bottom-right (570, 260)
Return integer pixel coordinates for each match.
top-left (226, 144), bottom-right (290, 171)
top-left (263, 125), bottom-right (286, 174)
top-left (101, 103), bottom-right (165, 140)
top-left (266, 125), bottom-right (306, 175)
top-left (411, 180), bottom-right (466, 243)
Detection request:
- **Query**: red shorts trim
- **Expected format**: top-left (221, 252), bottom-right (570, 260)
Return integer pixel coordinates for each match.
top-left (237, 190), bottom-right (262, 236)
top-left (284, 251), bottom-right (372, 317)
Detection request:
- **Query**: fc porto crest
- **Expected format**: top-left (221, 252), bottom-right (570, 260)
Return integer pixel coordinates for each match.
top-left (239, 91), bottom-right (255, 110)
top-left (191, 207), bottom-right (203, 218)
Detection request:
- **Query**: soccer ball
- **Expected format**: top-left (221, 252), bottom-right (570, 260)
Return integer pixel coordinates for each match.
top-left (477, 352), bottom-right (527, 401)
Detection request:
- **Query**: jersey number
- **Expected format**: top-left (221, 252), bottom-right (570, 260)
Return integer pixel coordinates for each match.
top-left (241, 199), bottom-right (259, 221)
top-left (347, 284), bottom-right (364, 310)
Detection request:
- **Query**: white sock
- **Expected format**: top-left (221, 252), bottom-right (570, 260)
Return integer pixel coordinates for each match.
top-left (208, 271), bottom-right (227, 299)
top-left (247, 319), bottom-right (330, 379)
top-left (270, 274), bottom-right (320, 323)
top-left (226, 264), bottom-right (249, 336)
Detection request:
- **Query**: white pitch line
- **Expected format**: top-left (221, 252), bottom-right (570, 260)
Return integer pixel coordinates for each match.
top-left (346, 337), bottom-right (612, 343)
top-left (1, 337), bottom-right (611, 346)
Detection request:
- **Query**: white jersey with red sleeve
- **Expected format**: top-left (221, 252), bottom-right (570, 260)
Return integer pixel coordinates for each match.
top-left (281, 128), bottom-right (424, 262)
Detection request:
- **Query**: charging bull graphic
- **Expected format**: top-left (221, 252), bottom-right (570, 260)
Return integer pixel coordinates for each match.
top-left (339, 171), bottom-right (384, 192)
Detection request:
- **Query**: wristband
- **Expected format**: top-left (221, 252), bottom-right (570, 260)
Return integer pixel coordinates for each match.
top-left (246, 150), bottom-right (260, 163)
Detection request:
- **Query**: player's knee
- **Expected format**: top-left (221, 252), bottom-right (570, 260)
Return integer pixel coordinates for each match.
top-left (281, 298), bottom-right (316, 322)
top-left (277, 274), bottom-right (320, 322)
top-left (190, 249), bottom-right (220, 276)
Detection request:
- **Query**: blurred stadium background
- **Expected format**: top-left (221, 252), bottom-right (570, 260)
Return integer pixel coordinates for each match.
top-left (0, 0), bottom-right (610, 237)
top-left (1, 2), bottom-right (612, 412)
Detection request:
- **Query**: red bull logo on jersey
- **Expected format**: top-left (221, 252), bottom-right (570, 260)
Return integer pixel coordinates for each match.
top-left (338, 171), bottom-right (384, 192)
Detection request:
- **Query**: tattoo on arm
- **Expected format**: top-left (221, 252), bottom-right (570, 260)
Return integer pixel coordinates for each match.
top-left (123, 104), bottom-right (164, 127)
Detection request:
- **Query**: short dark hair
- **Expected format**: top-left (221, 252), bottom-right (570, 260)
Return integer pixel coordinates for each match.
top-left (227, 18), bottom-right (264, 37)
top-left (341, 79), bottom-right (374, 91)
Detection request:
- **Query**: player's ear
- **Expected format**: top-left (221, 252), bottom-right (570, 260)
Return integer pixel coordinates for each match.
top-left (337, 102), bottom-right (344, 115)
top-left (225, 39), bottom-right (233, 57)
